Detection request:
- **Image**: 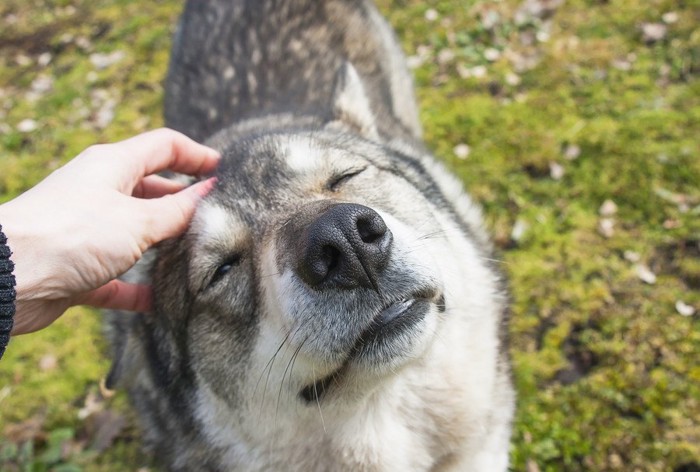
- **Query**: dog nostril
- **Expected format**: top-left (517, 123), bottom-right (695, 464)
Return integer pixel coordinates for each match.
top-left (322, 245), bottom-right (341, 272)
top-left (357, 216), bottom-right (386, 244)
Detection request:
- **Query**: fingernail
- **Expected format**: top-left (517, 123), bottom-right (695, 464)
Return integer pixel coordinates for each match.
top-left (194, 176), bottom-right (217, 197)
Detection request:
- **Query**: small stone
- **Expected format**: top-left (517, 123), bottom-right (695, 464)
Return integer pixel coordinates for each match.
top-left (623, 250), bottom-right (641, 263)
top-left (470, 65), bottom-right (487, 79)
top-left (563, 143), bottom-right (581, 160)
top-left (609, 453), bottom-right (623, 469)
top-left (95, 100), bottom-right (116, 129)
top-left (526, 459), bottom-right (541, 472)
top-left (511, 218), bottom-right (529, 242)
top-left (39, 354), bottom-right (57, 371)
top-left (60, 33), bottom-right (74, 44)
top-left (456, 63), bottom-right (470, 79)
top-left (641, 23), bottom-right (667, 43)
top-left (458, 64), bottom-right (488, 79)
top-left (76, 36), bottom-right (93, 51)
top-left (663, 219), bottom-right (681, 229)
top-left (675, 300), bottom-right (695, 317)
top-left (481, 10), bottom-right (500, 30)
top-left (599, 199), bottom-right (618, 217)
top-left (31, 75), bottom-right (54, 94)
top-left (612, 58), bottom-right (632, 71)
top-left (536, 30), bottom-right (551, 42)
top-left (15, 54), bottom-right (32, 66)
top-left (453, 143), bottom-right (471, 160)
top-left (424, 9), bottom-right (439, 22)
top-left (437, 49), bottom-right (455, 65)
top-left (484, 48), bottom-right (501, 62)
top-left (549, 162), bottom-right (565, 180)
top-left (505, 73), bottom-right (521, 86)
top-left (635, 264), bottom-right (656, 284)
top-left (37, 52), bottom-right (52, 67)
top-left (406, 55), bottom-right (424, 69)
top-left (598, 218), bottom-right (615, 238)
top-left (662, 12), bottom-right (679, 24)
top-left (90, 51), bottom-right (125, 70)
top-left (17, 119), bottom-right (38, 132)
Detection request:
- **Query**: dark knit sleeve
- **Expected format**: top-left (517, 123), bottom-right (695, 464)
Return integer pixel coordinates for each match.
top-left (0, 224), bottom-right (16, 360)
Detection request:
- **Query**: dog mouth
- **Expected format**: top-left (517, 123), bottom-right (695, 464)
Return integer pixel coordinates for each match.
top-left (299, 287), bottom-right (444, 403)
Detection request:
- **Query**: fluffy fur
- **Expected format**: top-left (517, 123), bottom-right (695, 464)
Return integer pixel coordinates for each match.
top-left (106, 1), bottom-right (514, 470)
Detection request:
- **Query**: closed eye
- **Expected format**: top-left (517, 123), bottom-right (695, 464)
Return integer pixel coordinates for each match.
top-left (209, 254), bottom-right (242, 287)
top-left (327, 167), bottom-right (366, 191)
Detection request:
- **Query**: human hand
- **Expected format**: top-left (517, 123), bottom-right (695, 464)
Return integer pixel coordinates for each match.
top-left (0, 128), bottom-right (220, 334)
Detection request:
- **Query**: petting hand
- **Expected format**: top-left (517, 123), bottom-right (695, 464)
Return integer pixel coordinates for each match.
top-left (0, 128), bottom-right (220, 335)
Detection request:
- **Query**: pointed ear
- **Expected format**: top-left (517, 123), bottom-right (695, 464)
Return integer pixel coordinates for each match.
top-left (328, 62), bottom-right (379, 139)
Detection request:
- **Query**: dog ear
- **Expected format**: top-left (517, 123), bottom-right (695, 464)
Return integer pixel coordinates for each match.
top-left (328, 62), bottom-right (379, 139)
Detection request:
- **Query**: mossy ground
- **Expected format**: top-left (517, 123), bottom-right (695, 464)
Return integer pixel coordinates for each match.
top-left (1, 0), bottom-right (698, 470)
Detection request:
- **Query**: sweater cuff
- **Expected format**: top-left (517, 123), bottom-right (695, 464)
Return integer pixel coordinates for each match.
top-left (0, 224), bottom-right (16, 360)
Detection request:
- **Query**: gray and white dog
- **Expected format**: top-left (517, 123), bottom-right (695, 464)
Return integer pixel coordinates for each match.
top-left (106, 0), bottom-right (514, 470)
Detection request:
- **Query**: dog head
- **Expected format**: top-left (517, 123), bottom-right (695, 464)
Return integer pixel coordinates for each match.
top-left (110, 65), bottom-right (499, 440)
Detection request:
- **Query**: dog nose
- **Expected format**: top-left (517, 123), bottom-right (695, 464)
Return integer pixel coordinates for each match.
top-left (297, 203), bottom-right (392, 289)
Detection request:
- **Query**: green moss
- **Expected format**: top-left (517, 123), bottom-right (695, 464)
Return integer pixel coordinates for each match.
top-left (1, 0), bottom-right (698, 470)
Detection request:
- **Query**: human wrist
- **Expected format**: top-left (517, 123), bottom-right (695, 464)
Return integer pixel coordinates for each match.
top-left (0, 200), bottom-right (62, 302)
top-left (0, 222), bottom-right (17, 359)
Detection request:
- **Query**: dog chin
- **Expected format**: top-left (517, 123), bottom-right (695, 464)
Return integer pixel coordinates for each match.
top-left (350, 291), bottom-right (444, 368)
top-left (298, 290), bottom-right (443, 403)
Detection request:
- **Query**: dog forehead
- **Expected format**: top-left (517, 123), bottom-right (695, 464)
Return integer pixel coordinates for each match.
top-left (190, 201), bottom-right (245, 243)
top-left (283, 136), bottom-right (325, 173)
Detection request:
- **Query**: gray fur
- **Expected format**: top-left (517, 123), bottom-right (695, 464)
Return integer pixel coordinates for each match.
top-left (106, 1), bottom-right (514, 470)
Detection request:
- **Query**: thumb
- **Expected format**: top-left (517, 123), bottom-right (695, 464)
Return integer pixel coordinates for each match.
top-left (142, 177), bottom-right (217, 243)
top-left (75, 280), bottom-right (153, 312)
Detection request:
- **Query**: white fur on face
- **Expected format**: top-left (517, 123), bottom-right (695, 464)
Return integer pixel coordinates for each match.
top-left (284, 137), bottom-right (323, 173)
top-left (192, 203), bottom-right (232, 242)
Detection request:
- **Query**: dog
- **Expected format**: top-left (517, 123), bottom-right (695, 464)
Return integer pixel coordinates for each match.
top-left (106, 0), bottom-right (514, 470)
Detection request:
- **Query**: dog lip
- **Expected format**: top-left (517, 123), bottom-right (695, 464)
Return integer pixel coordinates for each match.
top-left (299, 287), bottom-right (442, 404)
top-left (372, 286), bottom-right (439, 328)
top-left (376, 299), bottom-right (415, 325)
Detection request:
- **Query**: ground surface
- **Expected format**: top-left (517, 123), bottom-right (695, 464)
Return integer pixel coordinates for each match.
top-left (0, 0), bottom-right (698, 470)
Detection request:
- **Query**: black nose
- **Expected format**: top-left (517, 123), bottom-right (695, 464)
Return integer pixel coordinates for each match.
top-left (297, 203), bottom-right (392, 289)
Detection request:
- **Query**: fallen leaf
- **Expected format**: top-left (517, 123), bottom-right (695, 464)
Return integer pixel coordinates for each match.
top-left (635, 264), bottom-right (657, 284)
top-left (453, 143), bottom-right (470, 160)
top-left (549, 161), bottom-right (565, 180)
top-left (39, 354), bottom-right (58, 371)
top-left (85, 410), bottom-right (126, 452)
top-left (675, 301), bottom-right (695, 317)
top-left (598, 218), bottom-right (615, 238)
top-left (599, 199), bottom-right (618, 217)
top-left (641, 23), bottom-right (667, 43)
top-left (4, 414), bottom-right (47, 443)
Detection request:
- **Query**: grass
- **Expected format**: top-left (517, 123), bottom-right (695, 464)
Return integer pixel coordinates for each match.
top-left (1, 0), bottom-right (698, 470)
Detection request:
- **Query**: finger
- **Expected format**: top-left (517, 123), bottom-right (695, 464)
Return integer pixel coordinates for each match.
top-left (133, 175), bottom-right (188, 199)
top-left (118, 128), bottom-right (221, 178)
top-left (75, 280), bottom-right (153, 312)
top-left (140, 177), bottom-right (217, 243)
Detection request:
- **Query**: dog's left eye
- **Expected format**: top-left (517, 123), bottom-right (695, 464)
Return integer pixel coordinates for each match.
top-left (327, 168), bottom-right (366, 191)
top-left (209, 254), bottom-right (242, 287)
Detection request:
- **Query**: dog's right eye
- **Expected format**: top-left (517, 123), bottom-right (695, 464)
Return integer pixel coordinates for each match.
top-left (209, 254), bottom-right (242, 287)
top-left (327, 167), bottom-right (366, 191)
